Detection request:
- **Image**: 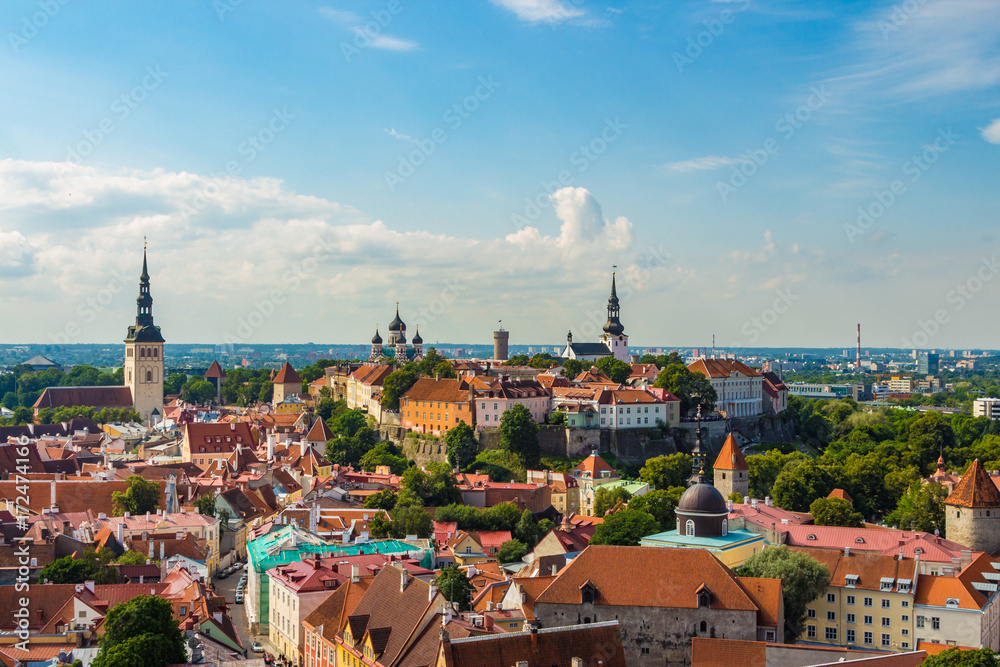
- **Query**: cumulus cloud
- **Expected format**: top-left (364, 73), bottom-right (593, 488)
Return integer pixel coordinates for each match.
top-left (982, 118), bottom-right (1000, 144)
top-left (0, 160), bottom-right (652, 343)
top-left (489, 0), bottom-right (585, 24)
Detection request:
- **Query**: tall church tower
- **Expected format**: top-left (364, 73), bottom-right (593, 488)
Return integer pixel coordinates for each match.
top-left (598, 272), bottom-right (629, 362)
top-left (124, 247), bottom-right (164, 425)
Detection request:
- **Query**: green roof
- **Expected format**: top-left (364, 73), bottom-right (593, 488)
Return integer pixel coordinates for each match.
top-left (247, 525), bottom-right (432, 572)
top-left (600, 480), bottom-right (648, 495)
top-left (640, 527), bottom-right (764, 551)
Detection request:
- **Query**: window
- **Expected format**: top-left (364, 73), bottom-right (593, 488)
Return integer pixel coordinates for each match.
top-left (864, 632), bottom-right (873, 645)
top-left (901, 615), bottom-right (909, 623)
top-left (847, 595), bottom-right (856, 605)
top-left (932, 617), bottom-right (940, 630)
top-left (847, 629), bottom-right (856, 644)
top-left (882, 599), bottom-right (891, 609)
top-left (881, 617), bottom-right (890, 627)
top-left (847, 613), bottom-right (855, 623)
top-left (864, 615), bottom-right (873, 625)
top-left (864, 597), bottom-right (873, 607)
top-left (825, 627), bottom-right (838, 641)
top-left (901, 628), bottom-right (909, 636)
top-left (901, 642), bottom-right (910, 649)
top-left (807, 609), bottom-right (816, 619)
top-left (901, 600), bottom-right (909, 607)
top-left (916, 616), bottom-right (925, 628)
top-left (882, 633), bottom-right (891, 647)
top-left (827, 593), bottom-right (836, 603)
top-left (686, 520), bottom-right (695, 536)
top-left (807, 626), bottom-right (816, 638)
top-left (827, 611), bottom-right (836, 621)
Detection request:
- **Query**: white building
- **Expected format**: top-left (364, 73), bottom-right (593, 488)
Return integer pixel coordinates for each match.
top-left (974, 398), bottom-right (1000, 420)
top-left (688, 358), bottom-right (764, 418)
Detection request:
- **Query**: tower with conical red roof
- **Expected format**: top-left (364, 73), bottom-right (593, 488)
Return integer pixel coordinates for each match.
top-left (713, 433), bottom-right (749, 500)
top-left (944, 459), bottom-right (1000, 554)
top-left (124, 246), bottom-right (164, 425)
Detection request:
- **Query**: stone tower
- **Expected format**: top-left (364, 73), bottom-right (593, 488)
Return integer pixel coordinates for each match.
top-left (124, 247), bottom-right (164, 425)
top-left (713, 433), bottom-right (749, 500)
top-left (945, 459), bottom-right (1000, 555)
top-left (272, 362), bottom-right (302, 404)
top-left (598, 272), bottom-right (629, 362)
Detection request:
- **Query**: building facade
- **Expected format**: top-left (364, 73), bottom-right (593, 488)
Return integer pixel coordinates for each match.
top-left (688, 358), bottom-right (764, 418)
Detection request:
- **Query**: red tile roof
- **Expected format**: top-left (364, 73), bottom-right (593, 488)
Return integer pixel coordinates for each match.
top-left (713, 434), bottom-right (748, 471)
top-left (688, 358), bottom-right (761, 379)
top-left (305, 418), bottom-right (335, 443)
top-left (945, 459), bottom-right (1000, 508)
top-left (691, 637), bottom-right (767, 667)
top-left (204, 360), bottom-right (226, 379)
top-left (273, 362), bottom-right (302, 385)
top-left (33, 386), bottom-right (133, 410)
top-left (439, 620), bottom-right (626, 667)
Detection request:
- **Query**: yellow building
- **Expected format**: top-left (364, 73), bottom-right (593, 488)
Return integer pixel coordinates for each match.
top-left (793, 547), bottom-right (917, 652)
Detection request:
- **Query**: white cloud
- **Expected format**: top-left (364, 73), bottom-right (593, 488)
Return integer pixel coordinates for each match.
top-left (359, 32), bottom-right (418, 52)
top-left (982, 118), bottom-right (1000, 144)
top-left (318, 8), bottom-right (361, 24)
top-left (321, 7), bottom-right (419, 52)
top-left (489, 0), bottom-right (585, 24)
top-left (0, 160), bottom-right (649, 344)
top-left (662, 155), bottom-right (748, 173)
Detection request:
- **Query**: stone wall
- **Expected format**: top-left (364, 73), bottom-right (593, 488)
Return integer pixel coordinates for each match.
top-left (535, 602), bottom-right (758, 666)
top-left (399, 435), bottom-right (448, 468)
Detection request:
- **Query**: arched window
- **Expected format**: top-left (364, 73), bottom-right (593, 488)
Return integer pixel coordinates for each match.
top-left (700, 621), bottom-right (707, 634)
top-left (146, 370), bottom-right (152, 382)
top-left (139, 347), bottom-right (145, 359)
top-left (722, 520), bottom-right (728, 536)
top-left (686, 520), bottom-right (695, 536)
top-left (153, 348), bottom-right (158, 359)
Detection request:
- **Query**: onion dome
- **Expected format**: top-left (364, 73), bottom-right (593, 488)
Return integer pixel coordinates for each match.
top-left (372, 327), bottom-right (383, 345)
top-left (412, 327), bottom-right (422, 345)
top-left (388, 304), bottom-right (405, 332)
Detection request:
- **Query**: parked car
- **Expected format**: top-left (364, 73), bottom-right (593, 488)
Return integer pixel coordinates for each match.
top-left (216, 570), bottom-right (229, 579)
top-left (264, 653), bottom-right (275, 664)
top-left (235, 592), bottom-right (244, 604)
top-left (251, 641), bottom-right (263, 653)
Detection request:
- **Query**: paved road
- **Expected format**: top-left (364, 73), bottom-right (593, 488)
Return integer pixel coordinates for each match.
top-left (214, 566), bottom-right (258, 657)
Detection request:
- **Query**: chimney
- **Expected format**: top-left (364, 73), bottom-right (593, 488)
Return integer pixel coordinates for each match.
top-left (117, 522), bottom-right (124, 544)
top-left (550, 564), bottom-right (558, 576)
top-left (351, 564), bottom-right (360, 583)
top-left (899, 549), bottom-right (904, 561)
top-left (84, 580), bottom-right (95, 594)
top-left (530, 624), bottom-right (538, 649)
top-left (572, 659), bottom-right (585, 667)
top-left (400, 569), bottom-right (409, 592)
top-left (467, 564), bottom-right (476, 578)
top-left (149, 540), bottom-right (154, 558)
top-left (429, 583), bottom-right (437, 601)
top-left (961, 550), bottom-right (973, 569)
top-left (161, 541), bottom-right (165, 560)
top-left (844, 546), bottom-right (851, 558)
top-left (765, 496), bottom-right (772, 507)
top-left (487, 601), bottom-right (494, 611)
top-left (727, 500), bottom-right (733, 511)
top-left (50, 480), bottom-right (57, 508)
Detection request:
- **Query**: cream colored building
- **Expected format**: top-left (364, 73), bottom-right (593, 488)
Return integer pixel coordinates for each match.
top-left (795, 547), bottom-right (917, 652)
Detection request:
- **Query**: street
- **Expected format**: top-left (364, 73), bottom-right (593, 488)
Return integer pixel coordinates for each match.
top-left (213, 566), bottom-right (278, 659)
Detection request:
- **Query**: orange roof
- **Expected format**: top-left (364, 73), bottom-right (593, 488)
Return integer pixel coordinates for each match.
top-left (688, 358), bottom-right (761, 379)
top-left (691, 637), bottom-right (766, 667)
top-left (914, 575), bottom-right (984, 610)
top-left (273, 362), bottom-right (302, 384)
top-left (738, 576), bottom-right (782, 628)
top-left (305, 418), bottom-right (335, 443)
top-left (572, 452), bottom-right (618, 478)
top-left (945, 459), bottom-right (1000, 508)
top-left (204, 360), bottom-right (226, 379)
top-left (917, 641), bottom-right (978, 656)
top-left (713, 434), bottom-right (748, 471)
top-left (827, 488), bottom-right (854, 503)
top-left (400, 377), bottom-right (471, 404)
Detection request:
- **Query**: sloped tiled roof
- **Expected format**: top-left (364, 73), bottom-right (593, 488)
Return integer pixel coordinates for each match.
top-left (713, 434), bottom-right (748, 471)
top-left (945, 459), bottom-right (1000, 508)
top-left (788, 547), bottom-right (916, 593)
top-left (273, 362), bottom-right (302, 385)
top-left (33, 386), bottom-right (133, 410)
top-left (440, 620), bottom-right (626, 667)
top-left (401, 377), bottom-right (471, 404)
top-left (572, 452), bottom-right (618, 478)
top-left (306, 418), bottom-right (335, 443)
top-left (691, 637), bottom-right (767, 667)
top-left (827, 488), bottom-right (854, 503)
top-left (536, 545), bottom-right (758, 610)
top-left (688, 358), bottom-right (761, 379)
top-left (738, 576), bottom-right (782, 628)
top-left (204, 360), bottom-right (226, 379)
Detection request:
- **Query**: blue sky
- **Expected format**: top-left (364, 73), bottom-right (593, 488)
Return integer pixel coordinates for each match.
top-left (1, 0), bottom-right (998, 350)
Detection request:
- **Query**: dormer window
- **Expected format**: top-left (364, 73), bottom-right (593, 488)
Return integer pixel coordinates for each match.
top-left (696, 584), bottom-right (712, 609)
top-left (855, 537), bottom-right (865, 544)
top-left (845, 574), bottom-right (859, 588)
top-left (880, 578), bottom-right (894, 591)
top-left (946, 598), bottom-right (959, 607)
top-left (581, 581), bottom-right (597, 604)
top-left (807, 534), bottom-right (817, 540)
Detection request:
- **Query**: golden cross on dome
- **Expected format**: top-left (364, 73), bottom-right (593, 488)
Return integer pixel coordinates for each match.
top-left (144, 236), bottom-right (147, 250)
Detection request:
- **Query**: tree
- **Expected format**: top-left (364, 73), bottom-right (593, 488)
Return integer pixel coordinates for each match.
top-left (640, 453), bottom-right (693, 490)
top-left (433, 361), bottom-right (457, 379)
top-left (112, 476), bottom-right (161, 517)
top-left (400, 462), bottom-right (461, 507)
top-left (748, 450), bottom-right (805, 499)
top-left (628, 487), bottom-right (685, 531)
top-left (737, 546), bottom-right (829, 641)
top-left (497, 539), bottom-right (528, 564)
top-left (389, 503), bottom-right (432, 538)
top-left (548, 410), bottom-right (567, 425)
top-left (594, 357), bottom-right (632, 385)
top-left (653, 364), bottom-right (718, 415)
top-left (332, 409), bottom-right (367, 438)
top-left (499, 404), bottom-right (540, 466)
top-left (809, 497), bottom-right (864, 527)
top-left (727, 491), bottom-right (745, 502)
top-left (482, 502), bottom-right (522, 532)
top-left (181, 379), bottom-right (216, 405)
top-left (381, 368), bottom-right (419, 410)
top-left (593, 485), bottom-right (633, 517)
top-left (358, 441), bottom-right (408, 474)
top-left (445, 422), bottom-right (478, 470)
top-left (886, 482), bottom-right (947, 534)
top-left (116, 551), bottom-right (152, 566)
top-left (590, 509), bottom-right (660, 546)
top-left (515, 509), bottom-right (539, 545)
top-left (163, 373), bottom-right (187, 395)
top-left (560, 359), bottom-right (588, 379)
top-left (364, 489), bottom-right (398, 511)
top-left (771, 460), bottom-right (837, 512)
top-left (192, 494), bottom-right (217, 518)
top-left (40, 555), bottom-right (101, 584)
top-left (325, 426), bottom-right (378, 468)
top-left (436, 565), bottom-right (474, 611)
top-left (92, 595), bottom-right (186, 667)
top-left (922, 648), bottom-right (1000, 666)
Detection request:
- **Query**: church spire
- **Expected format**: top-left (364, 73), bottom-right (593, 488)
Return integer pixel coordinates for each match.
top-left (602, 270), bottom-right (625, 335)
top-left (126, 243), bottom-right (164, 343)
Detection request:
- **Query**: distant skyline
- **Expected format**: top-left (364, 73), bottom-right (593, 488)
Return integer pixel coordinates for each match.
top-left (1, 0), bottom-right (999, 349)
